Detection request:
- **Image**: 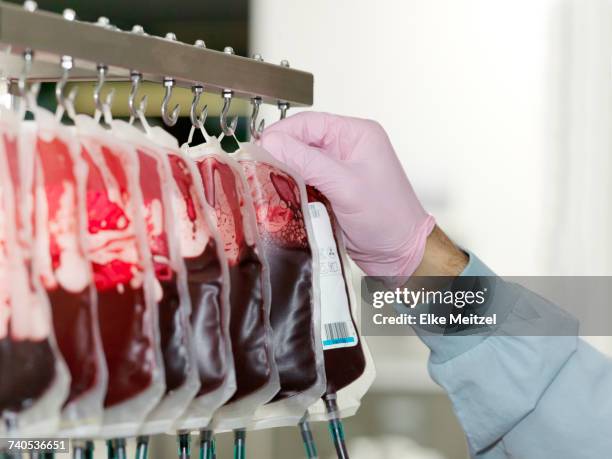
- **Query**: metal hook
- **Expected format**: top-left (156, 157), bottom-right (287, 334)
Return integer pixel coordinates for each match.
top-left (137, 94), bottom-right (148, 114)
top-left (17, 49), bottom-right (33, 98)
top-left (278, 59), bottom-right (291, 120)
top-left (128, 71), bottom-right (142, 119)
top-left (220, 89), bottom-right (238, 136)
top-left (189, 85), bottom-right (208, 128)
top-left (249, 97), bottom-right (265, 140)
top-left (93, 64), bottom-right (107, 113)
top-left (278, 101), bottom-right (289, 120)
top-left (161, 77), bottom-right (180, 126)
top-left (55, 55), bottom-right (73, 113)
top-left (103, 88), bottom-right (115, 114)
top-left (62, 85), bottom-right (79, 119)
top-left (14, 48), bottom-right (34, 114)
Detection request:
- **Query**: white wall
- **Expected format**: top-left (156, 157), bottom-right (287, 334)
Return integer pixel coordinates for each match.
top-left (250, 0), bottom-right (597, 276)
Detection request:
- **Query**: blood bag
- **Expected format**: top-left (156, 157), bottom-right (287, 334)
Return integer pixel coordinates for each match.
top-left (304, 189), bottom-right (375, 423)
top-left (154, 131), bottom-right (235, 431)
top-left (75, 115), bottom-right (164, 438)
top-left (0, 108), bottom-right (69, 437)
top-left (185, 137), bottom-right (278, 430)
top-left (23, 109), bottom-right (107, 436)
top-left (306, 186), bottom-right (366, 394)
top-left (234, 141), bottom-right (325, 429)
top-left (110, 120), bottom-right (199, 434)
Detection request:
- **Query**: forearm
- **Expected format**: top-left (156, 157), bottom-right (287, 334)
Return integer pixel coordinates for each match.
top-left (412, 225), bottom-right (468, 277)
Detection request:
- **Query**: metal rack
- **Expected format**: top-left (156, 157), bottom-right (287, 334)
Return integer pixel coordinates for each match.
top-left (0, 1), bottom-right (313, 108)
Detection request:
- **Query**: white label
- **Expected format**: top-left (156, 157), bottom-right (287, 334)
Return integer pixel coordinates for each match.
top-left (309, 202), bottom-right (358, 350)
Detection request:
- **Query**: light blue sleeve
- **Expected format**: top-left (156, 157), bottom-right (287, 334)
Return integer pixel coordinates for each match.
top-left (418, 253), bottom-right (612, 458)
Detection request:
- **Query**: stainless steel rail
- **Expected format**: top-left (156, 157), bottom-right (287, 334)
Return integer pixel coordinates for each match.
top-left (0, 2), bottom-right (313, 107)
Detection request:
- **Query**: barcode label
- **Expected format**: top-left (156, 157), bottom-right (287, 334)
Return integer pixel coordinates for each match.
top-left (309, 204), bottom-right (321, 219)
top-left (309, 202), bottom-right (359, 350)
top-left (323, 321), bottom-right (356, 346)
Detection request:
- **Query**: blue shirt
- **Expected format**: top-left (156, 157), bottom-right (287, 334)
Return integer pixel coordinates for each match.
top-left (418, 253), bottom-right (612, 458)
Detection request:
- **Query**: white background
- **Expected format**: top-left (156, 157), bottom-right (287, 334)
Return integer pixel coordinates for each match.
top-left (249, 1), bottom-right (612, 457)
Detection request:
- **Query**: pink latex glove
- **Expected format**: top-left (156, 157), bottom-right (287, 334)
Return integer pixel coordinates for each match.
top-left (259, 111), bottom-right (435, 278)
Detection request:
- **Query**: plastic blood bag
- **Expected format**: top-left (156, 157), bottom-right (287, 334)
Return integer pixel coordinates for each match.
top-left (0, 152), bottom-right (56, 413)
top-left (234, 143), bottom-right (325, 425)
top-left (135, 144), bottom-right (190, 394)
top-left (110, 121), bottom-right (199, 434)
top-left (305, 186), bottom-right (374, 435)
top-left (75, 115), bottom-right (163, 437)
top-left (185, 139), bottom-right (278, 429)
top-left (166, 143), bottom-right (235, 430)
top-left (306, 186), bottom-right (366, 394)
top-left (16, 109), bottom-right (107, 434)
top-left (82, 143), bottom-right (153, 406)
top-left (193, 150), bottom-right (275, 400)
top-left (240, 161), bottom-right (317, 399)
top-left (0, 110), bottom-right (69, 436)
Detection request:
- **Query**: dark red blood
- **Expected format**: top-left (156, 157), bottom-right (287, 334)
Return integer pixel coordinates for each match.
top-left (136, 148), bottom-right (188, 393)
top-left (35, 137), bottom-right (101, 404)
top-left (306, 186), bottom-right (366, 394)
top-left (265, 244), bottom-right (317, 400)
top-left (0, 337), bottom-right (56, 413)
top-left (225, 246), bottom-right (270, 401)
top-left (98, 286), bottom-right (154, 406)
top-left (184, 240), bottom-right (227, 396)
top-left (158, 278), bottom-right (188, 392)
top-left (48, 287), bottom-right (98, 403)
top-left (82, 146), bottom-right (155, 407)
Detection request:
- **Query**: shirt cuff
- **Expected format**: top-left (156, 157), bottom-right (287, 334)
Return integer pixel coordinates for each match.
top-left (415, 251), bottom-right (518, 363)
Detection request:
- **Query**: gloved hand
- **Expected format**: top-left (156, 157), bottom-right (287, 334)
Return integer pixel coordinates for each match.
top-left (258, 111), bottom-right (435, 278)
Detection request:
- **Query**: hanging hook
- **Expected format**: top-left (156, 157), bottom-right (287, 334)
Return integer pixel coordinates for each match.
top-left (101, 87), bottom-right (115, 125)
top-left (161, 77), bottom-right (180, 126)
top-left (17, 49), bottom-right (33, 98)
top-left (54, 84), bottom-right (78, 122)
top-left (220, 89), bottom-right (238, 136)
top-left (55, 55), bottom-right (73, 114)
top-left (249, 97), bottom-right (265, 140)
top-left (134, 93), bottom-right (153, 135)
top-left (93, 64), bottom-right (107, 114)
top-left (15, 49), bottom-right (34, 114)
top-left (128, 71), bottom-right (142, 120)
top-left (277, 59), bottom-right (291, 120)
top-left (189, 85), bottom-right (208, 128)
top-left (278, 101), bottom-right (290, 120)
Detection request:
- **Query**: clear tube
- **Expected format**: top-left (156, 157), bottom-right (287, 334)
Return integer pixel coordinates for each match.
top-left (114, 439), bottom-right (126, 459)
top-left (135, 437), bottom-right (148, 459)
top-left (299, 415), bottom-right (319, 459)
top-left (177, 433), bottom-right (190, 459)
top-left (199, 430), bottom-right (213, 459)
top-left (324, 395), bottom-right (350, 459)
top-left (233, 429), bottom-right (246, 459)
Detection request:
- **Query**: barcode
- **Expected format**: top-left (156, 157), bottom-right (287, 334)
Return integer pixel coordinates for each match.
top-left (309, 203), bottom-right (321, 218)
top-left (324, 321), bottom-right (353, 343)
